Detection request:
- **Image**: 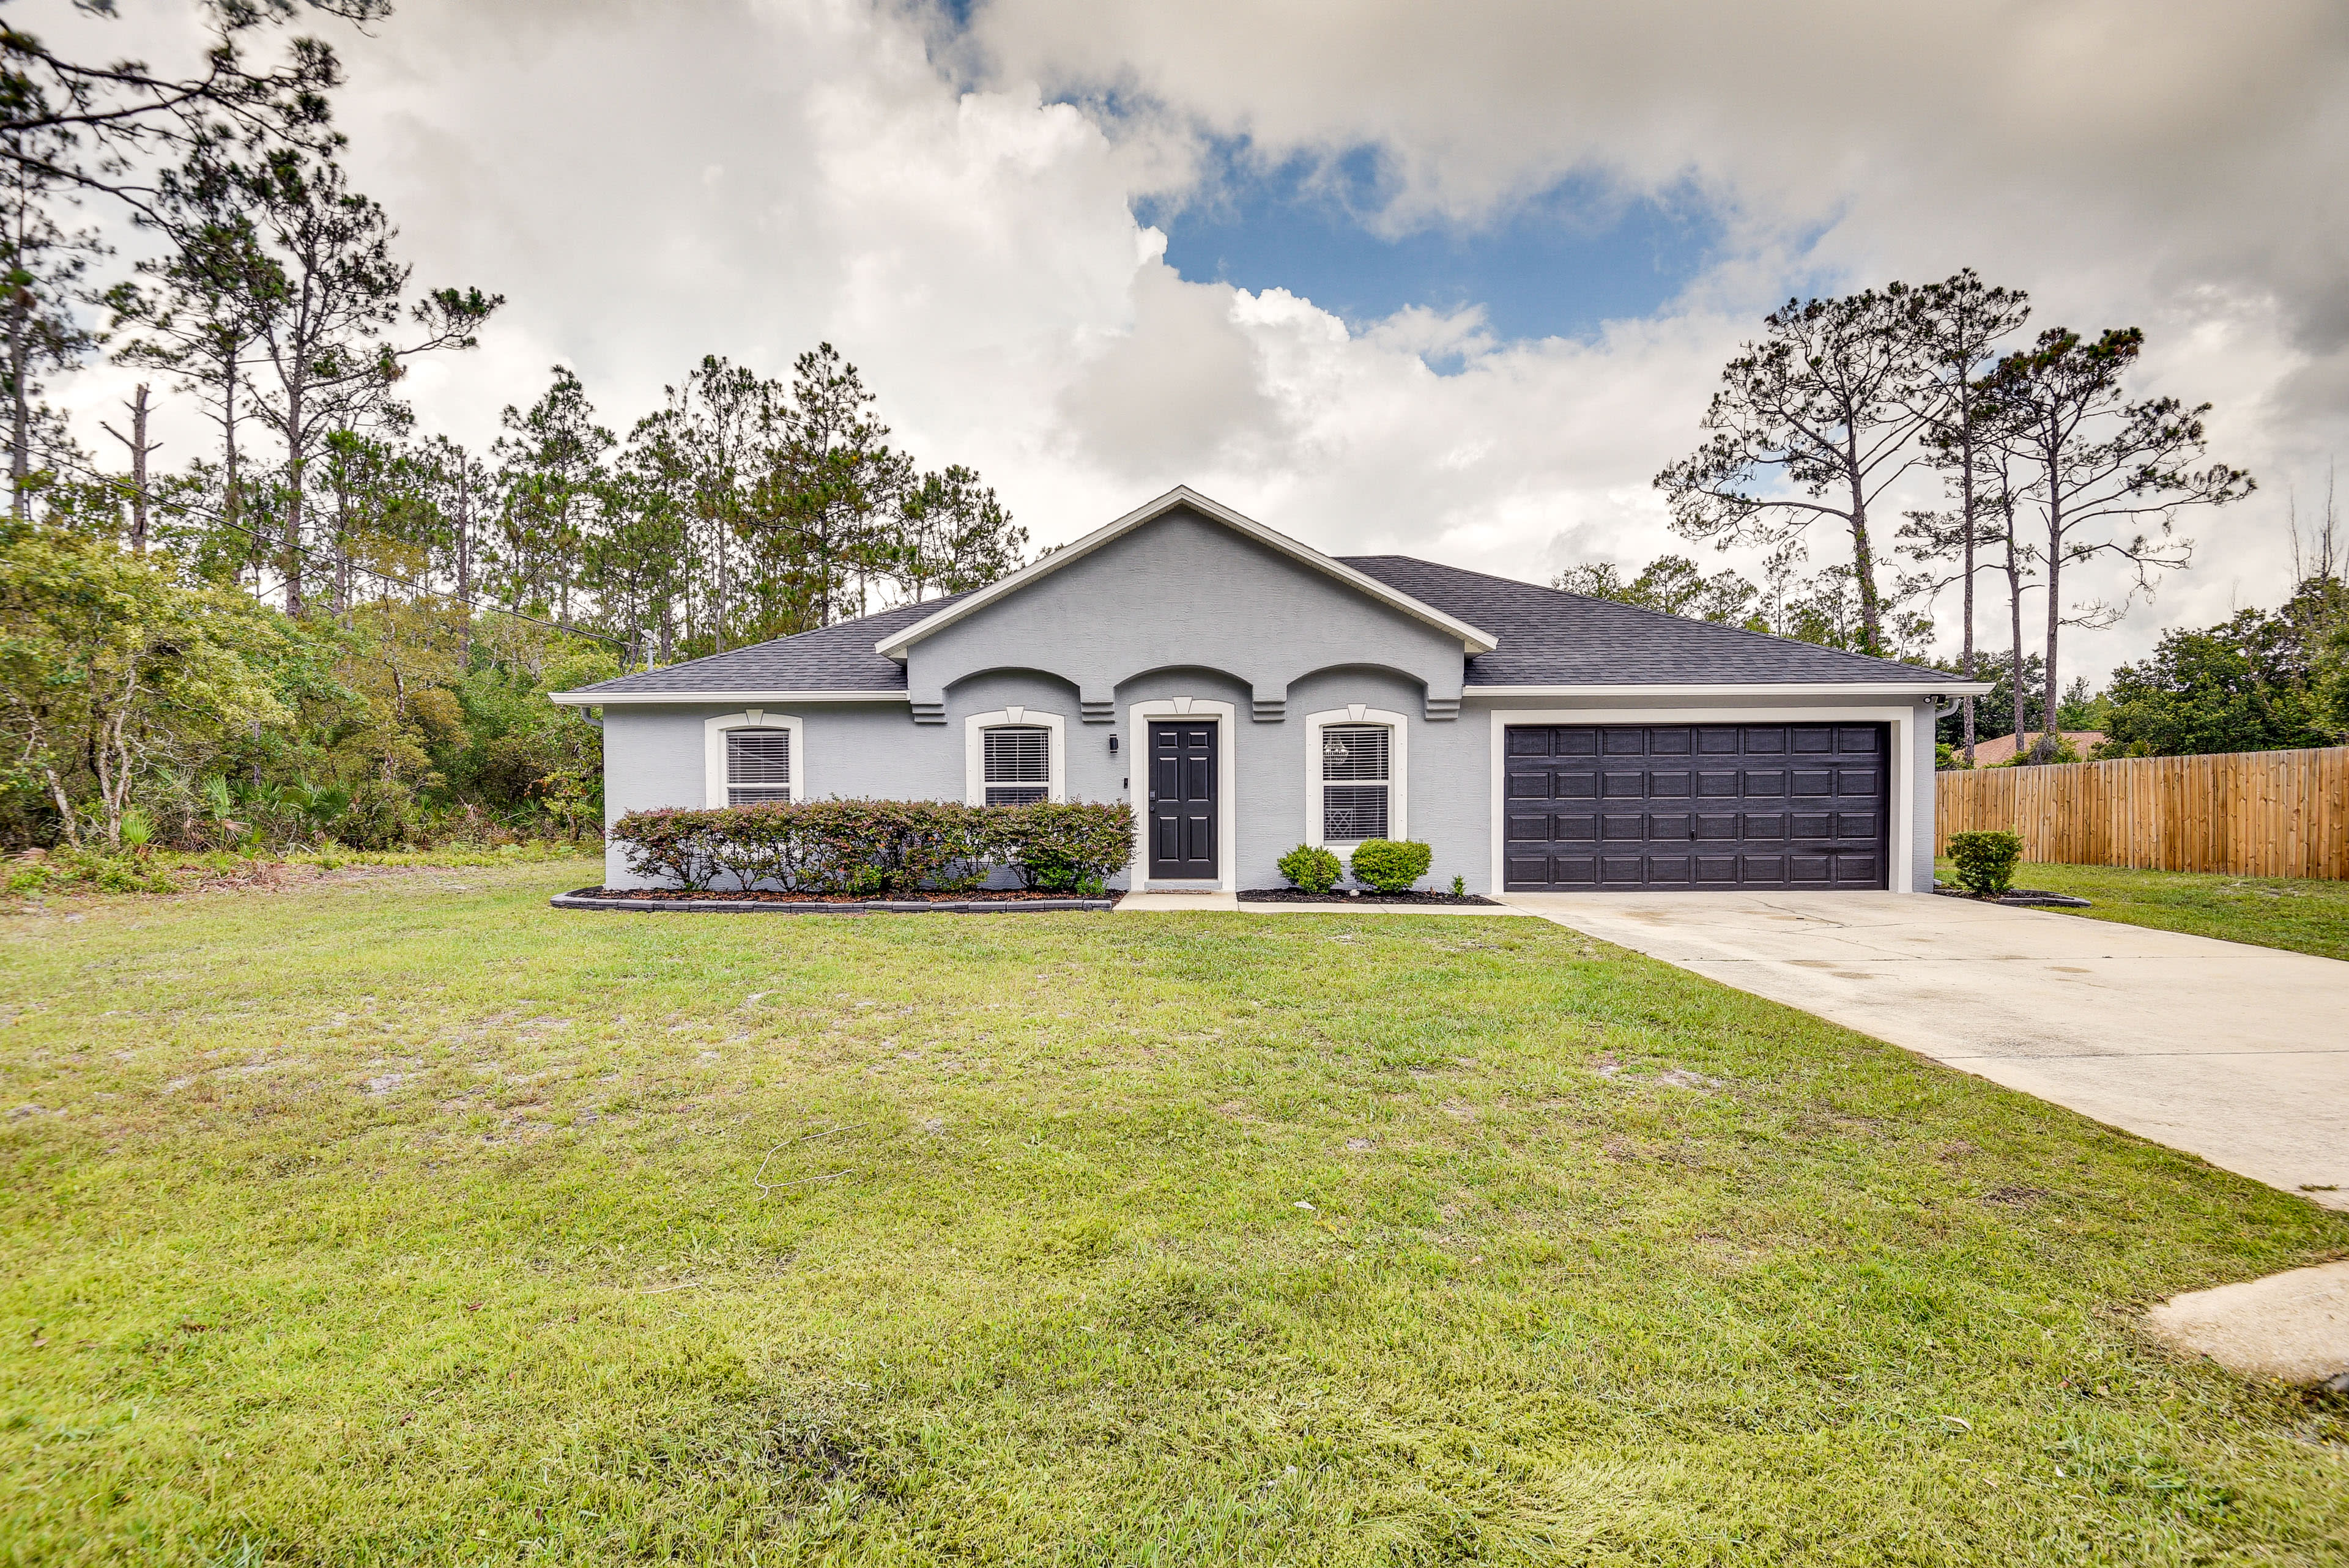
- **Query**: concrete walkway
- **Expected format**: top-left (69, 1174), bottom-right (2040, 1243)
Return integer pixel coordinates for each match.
top-left (1112, 892), bottom-right (1532, 915)
top-left (1503, 890), bottom-right (2349, 1210)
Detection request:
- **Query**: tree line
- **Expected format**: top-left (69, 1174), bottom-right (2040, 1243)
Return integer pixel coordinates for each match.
top-left (0, 0), bottom-right (1026, 857)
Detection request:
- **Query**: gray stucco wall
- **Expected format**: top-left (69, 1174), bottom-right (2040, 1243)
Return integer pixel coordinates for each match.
top-left (905, 506), bottom-right (1469, 720)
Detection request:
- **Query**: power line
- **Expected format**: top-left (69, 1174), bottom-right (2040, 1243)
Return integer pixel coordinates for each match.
top-left (37, 453), bottom-right (631, 648)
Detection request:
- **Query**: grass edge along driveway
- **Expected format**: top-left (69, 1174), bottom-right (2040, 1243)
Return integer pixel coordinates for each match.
top-left (4, 861), bottom-right (2347, 1565)
top-left (1938, 857), bottom-right (2349, 963)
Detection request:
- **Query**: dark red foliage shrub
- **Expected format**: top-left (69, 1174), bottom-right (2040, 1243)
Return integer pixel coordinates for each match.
top-left (609, 799), bottom-right (1135, 895)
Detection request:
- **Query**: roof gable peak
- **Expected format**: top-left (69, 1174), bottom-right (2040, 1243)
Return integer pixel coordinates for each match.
top-left (872, 486), bottom-right (1498, 659)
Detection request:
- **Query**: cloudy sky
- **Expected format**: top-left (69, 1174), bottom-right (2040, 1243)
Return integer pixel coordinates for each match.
top-left (46, 0), bottom-right (2349, 679)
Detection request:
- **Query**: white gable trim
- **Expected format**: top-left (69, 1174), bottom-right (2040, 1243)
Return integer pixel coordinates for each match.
top-left (874, 486), bottom-right (1499, 659)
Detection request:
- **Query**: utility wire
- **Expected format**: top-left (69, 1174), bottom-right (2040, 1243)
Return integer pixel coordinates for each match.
top-left (38, 453), bottom-right (631, 648)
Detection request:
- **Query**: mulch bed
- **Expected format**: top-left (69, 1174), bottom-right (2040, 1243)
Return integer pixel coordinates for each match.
top-left (552, 887), bottom-right (1112, 914)
top-left (1238, 888), bottom-right (1502, 907)
top-left (1930, 884), bottom-right (2092, 909)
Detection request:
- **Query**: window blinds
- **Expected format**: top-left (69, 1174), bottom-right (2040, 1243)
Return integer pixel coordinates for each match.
top-left (727, 729), bottom-right (792, 805)
top-left (983, 725), bottom-right (1050, 805)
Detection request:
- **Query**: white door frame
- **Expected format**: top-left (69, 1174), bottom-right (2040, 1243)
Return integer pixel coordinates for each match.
top-left (1486, 705), bottom-right (1918, 893)
top-left (1128, 698), bottom-right (1238, 889)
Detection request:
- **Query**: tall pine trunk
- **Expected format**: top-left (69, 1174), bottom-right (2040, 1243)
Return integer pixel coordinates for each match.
top-left (1846, 434), bottom-right (1884, 655)
top-left (7, 278), bottom-right (29, 519)
top-left (1957, 422), bottom-right (1979, 764)
top-left (2037, 483), bottom-right (2064, 764)
top-left (455, 460), bottom-right (473, 667)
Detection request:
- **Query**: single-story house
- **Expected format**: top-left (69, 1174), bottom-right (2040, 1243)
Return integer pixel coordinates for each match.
top-left (552, 486), bottom-right (1989, 896)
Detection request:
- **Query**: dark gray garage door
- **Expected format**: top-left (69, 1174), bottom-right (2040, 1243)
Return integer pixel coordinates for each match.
top-left (1504, 723), bottom-right (1889, 890)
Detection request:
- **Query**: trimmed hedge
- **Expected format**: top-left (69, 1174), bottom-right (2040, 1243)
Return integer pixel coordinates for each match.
top-left (609, 799), bottom-right (1135, 897)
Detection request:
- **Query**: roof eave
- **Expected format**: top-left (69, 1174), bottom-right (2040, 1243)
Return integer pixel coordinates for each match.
top-left (549, 689), bottom-right (911, 706)
top-left (873, 486), bottom-right (1500, 659)
top-left (1463, 681), bottom-right (1995, 698)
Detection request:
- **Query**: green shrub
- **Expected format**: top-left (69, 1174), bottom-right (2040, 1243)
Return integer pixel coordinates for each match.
top-left (993, 802), bottom-right (1136, 894)
top-left (1946, 829), bottom-right (2024, 896)
top-left (609, 799), bottom-right (1135, 897)
top-left (1349, 838), bottom-right (1432, 893)
top-left (1277, 844), bottom-right (1342, 893)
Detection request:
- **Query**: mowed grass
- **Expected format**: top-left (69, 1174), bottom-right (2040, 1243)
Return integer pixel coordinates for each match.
top-left (4, 865), bottom-right (2347, 1566)
top-left (1939, 859), bottom-right (2349, 963)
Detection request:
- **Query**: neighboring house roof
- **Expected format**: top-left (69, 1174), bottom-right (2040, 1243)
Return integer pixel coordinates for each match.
top-left (872, 486), bottom-right (1501, 659)
top-left (1341, 555), bottom-right (1965, 690)
top-left (1967, 731), bottom-right (2106, 765)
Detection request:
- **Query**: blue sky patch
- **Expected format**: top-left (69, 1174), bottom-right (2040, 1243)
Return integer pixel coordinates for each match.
top-left (1138, 141), bottom-right (1724, 349)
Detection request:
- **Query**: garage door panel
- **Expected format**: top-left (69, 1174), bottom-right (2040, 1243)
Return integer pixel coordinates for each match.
top-left (1504, 722), bottom-right (1888, 890)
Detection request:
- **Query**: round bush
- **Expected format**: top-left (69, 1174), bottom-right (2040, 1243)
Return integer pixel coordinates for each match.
top-left (1348, 838), bottom-right (1432, 893)
top-left (1947, 829), bottom-right (2024, 896)
top-left (1277, 843), bottom-right (1342, 893)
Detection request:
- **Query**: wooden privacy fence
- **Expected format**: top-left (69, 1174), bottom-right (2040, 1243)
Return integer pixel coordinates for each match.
top-left (1935, 745), bottom-right (2349, 880)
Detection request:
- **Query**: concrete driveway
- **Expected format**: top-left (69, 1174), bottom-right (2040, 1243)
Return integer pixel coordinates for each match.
top-left (1504, 890), bottom-right (2349, 1210)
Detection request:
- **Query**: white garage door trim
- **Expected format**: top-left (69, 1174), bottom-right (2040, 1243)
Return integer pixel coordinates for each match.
top-left (1486, 705), bottom-right (1920, 895)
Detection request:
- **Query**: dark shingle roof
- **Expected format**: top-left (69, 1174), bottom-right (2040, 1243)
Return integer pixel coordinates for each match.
top-left (565, 557), bottom-right (1953, 697)
top-left (567, 593), bottom-right (970, 696)
top-left (1338, 555), bottom-right (1950, 687)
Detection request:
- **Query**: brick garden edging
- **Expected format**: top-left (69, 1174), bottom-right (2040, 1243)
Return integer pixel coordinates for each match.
top-left (550, 887), bottom-right (1113, 915)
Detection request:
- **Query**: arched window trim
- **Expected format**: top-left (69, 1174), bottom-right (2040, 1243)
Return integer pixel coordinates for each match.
top-left (963, 707), bottom-right (1068, 806)
top-left (703, 711), bottom-right (807, 808)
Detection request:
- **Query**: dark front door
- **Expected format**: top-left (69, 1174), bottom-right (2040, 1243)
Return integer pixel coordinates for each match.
top-left (1504, 723), bottom-right (1889, 890)
top-left (1148, 720), bottom-right (1219, 879)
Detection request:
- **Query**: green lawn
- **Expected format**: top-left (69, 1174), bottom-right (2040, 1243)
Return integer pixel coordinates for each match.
top-left (1939, 859), bottom-right (2349, 963)
top-left (5, 864), bottom-right (2347, 1566)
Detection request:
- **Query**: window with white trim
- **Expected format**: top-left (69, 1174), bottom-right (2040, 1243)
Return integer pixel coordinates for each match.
top-left (1321, 725), bottom-right (1391, 841)
top-left (726, 729), bottom-right (793, 805)
top-left (982, 725), bottom-right (1052, 805)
